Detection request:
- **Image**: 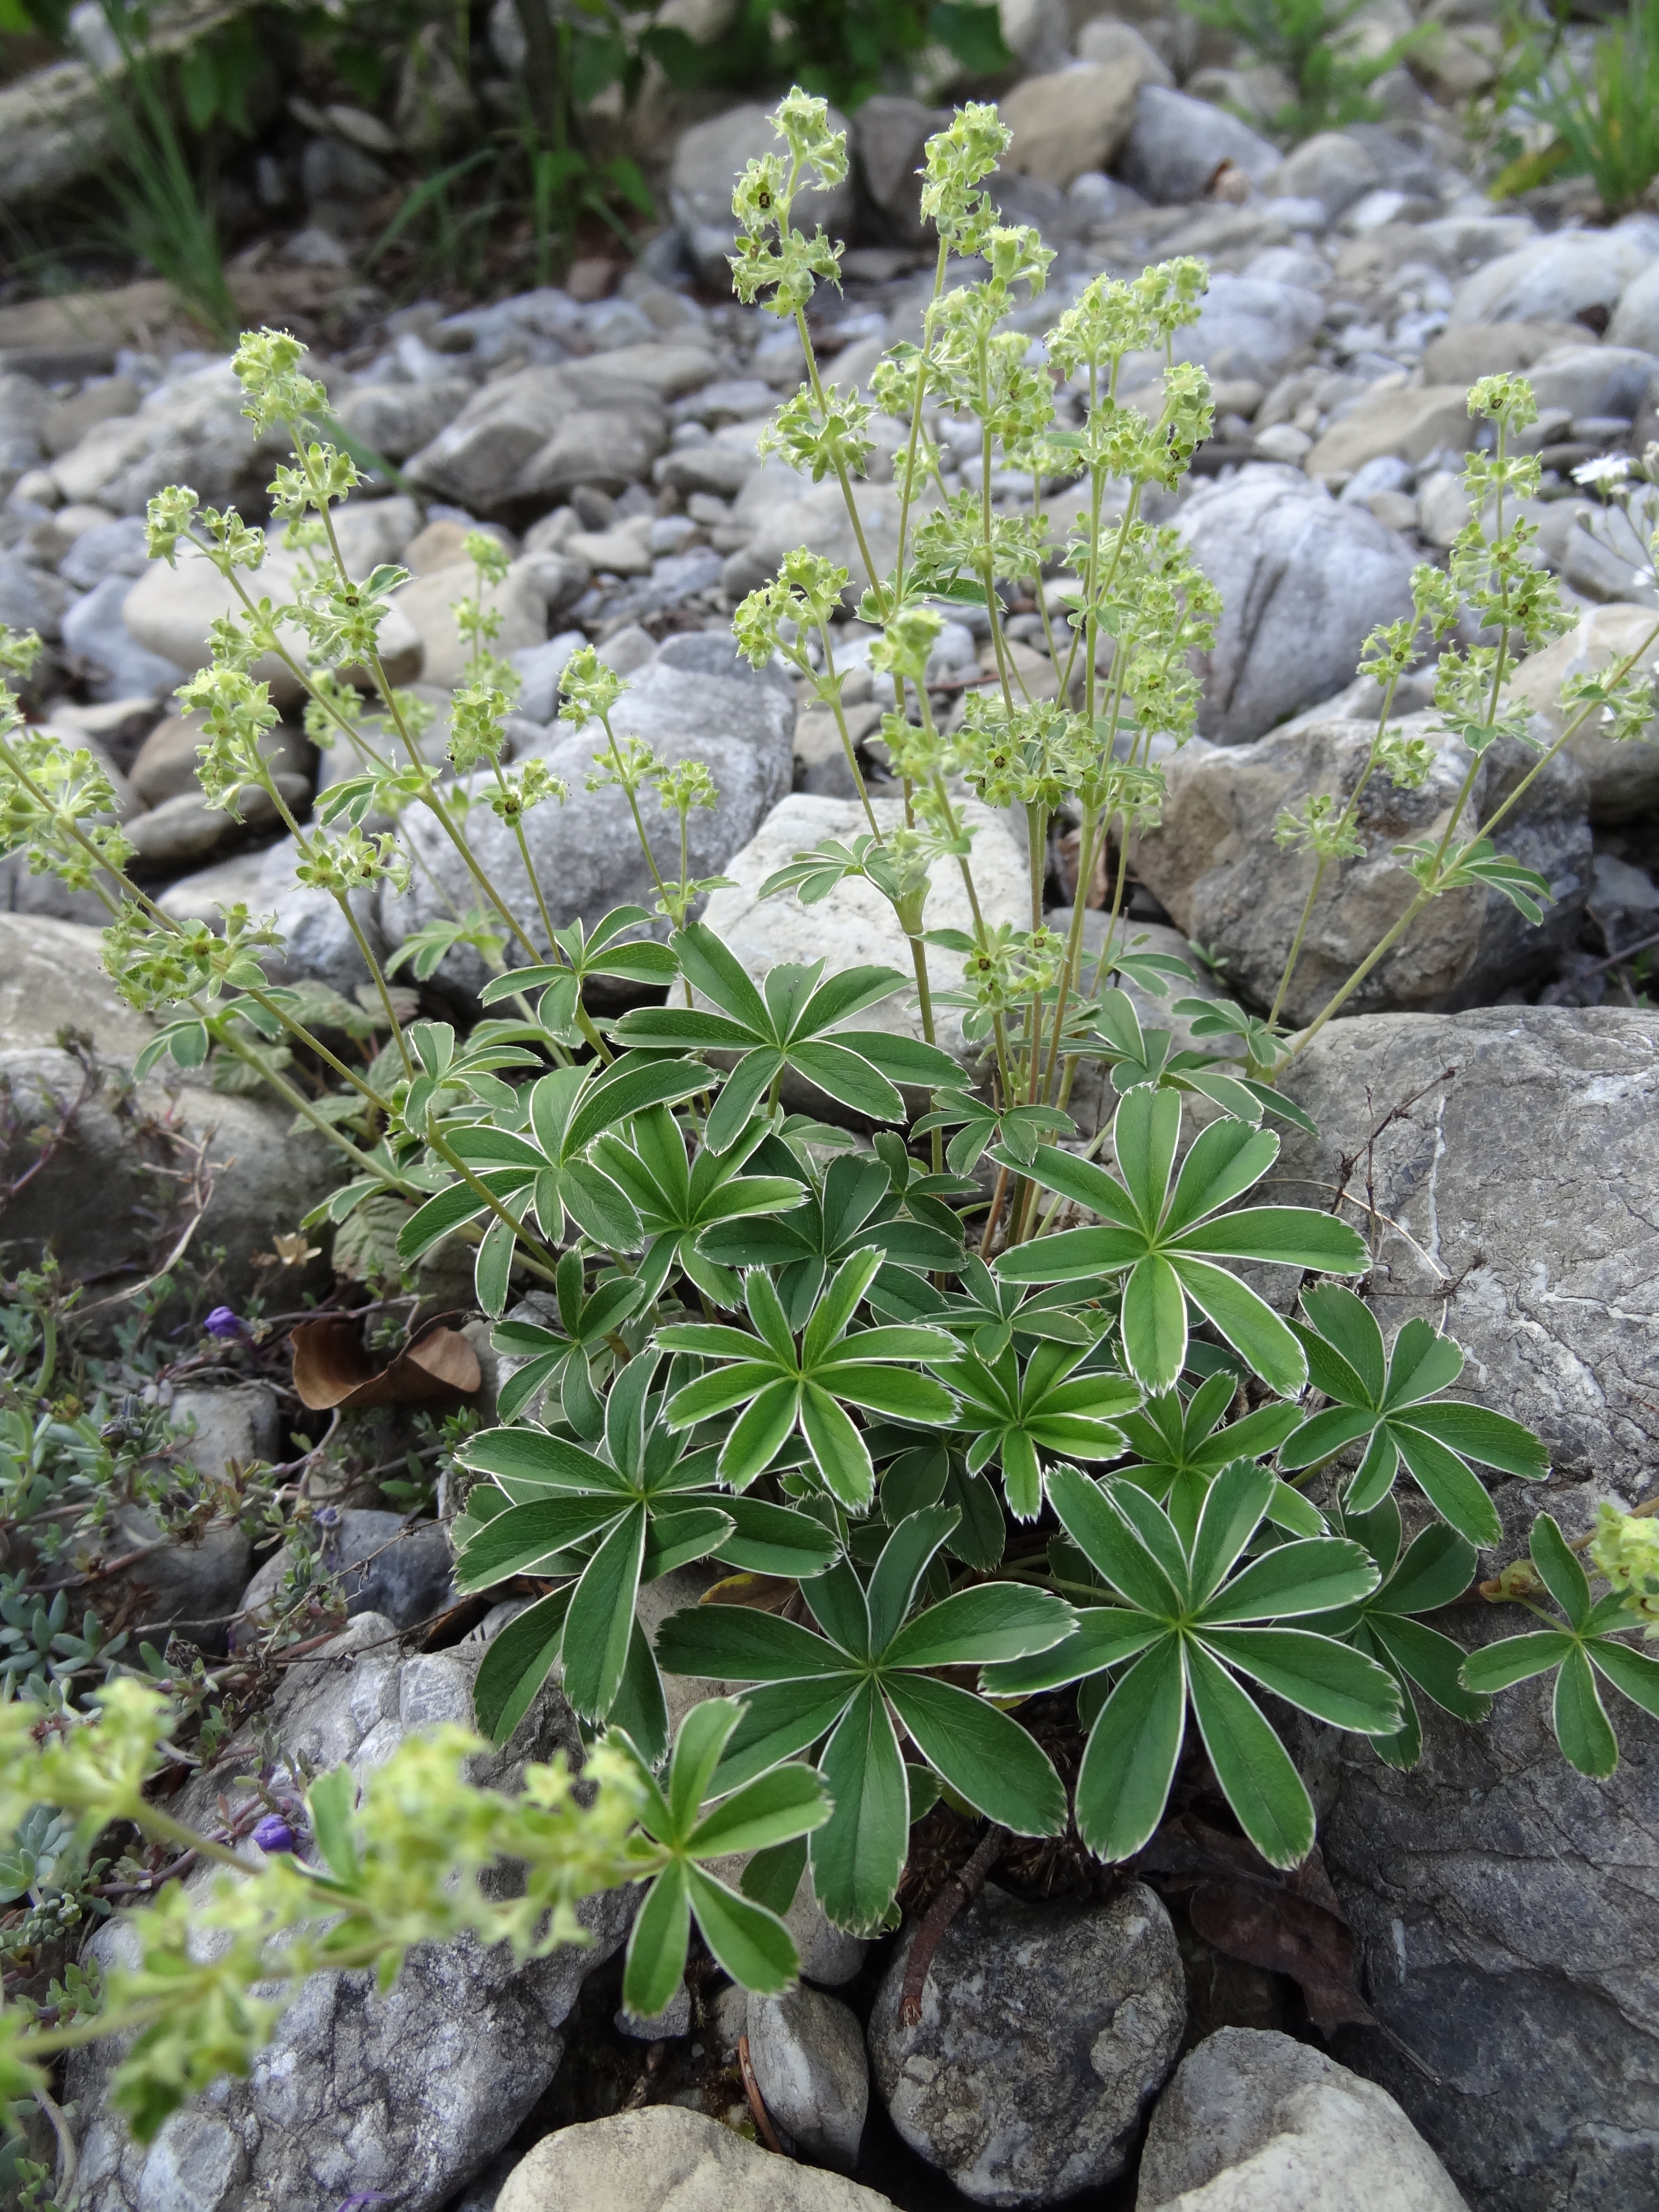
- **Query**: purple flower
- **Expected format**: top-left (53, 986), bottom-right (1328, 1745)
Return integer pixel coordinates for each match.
top-left (253, 1815), bottom-right (295, 1854)
top-left (204, 1306), bottom-right (247, 1341)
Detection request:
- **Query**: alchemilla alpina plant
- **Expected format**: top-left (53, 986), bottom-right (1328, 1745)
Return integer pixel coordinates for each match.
top-left (4, 88), bottom-right (1659, 2142)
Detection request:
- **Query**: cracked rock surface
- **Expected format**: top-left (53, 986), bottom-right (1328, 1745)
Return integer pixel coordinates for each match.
top-left (67, 1614), bottom-right (633, 2212)
top-left (1273, 1007), bottom-right (1659, 1490)
top-left (1299, 1645), bottom-right (1659, 2212)
top-left (867, 1879), bottom-right (1186, 2207)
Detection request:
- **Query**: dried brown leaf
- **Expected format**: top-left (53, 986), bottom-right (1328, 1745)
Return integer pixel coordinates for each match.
top-left (1134, 1814), bottom-right (1377, 2034)
top-left (291, 1316), bottom-right (481, 1411)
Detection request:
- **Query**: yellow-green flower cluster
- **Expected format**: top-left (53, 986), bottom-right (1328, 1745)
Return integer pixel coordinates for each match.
top-left (1590, 1502), bottom-right (1659, 1637)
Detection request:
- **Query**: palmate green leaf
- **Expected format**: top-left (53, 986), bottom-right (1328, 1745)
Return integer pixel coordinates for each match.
top-left (1528, 1509), bottom-right (1592, 1627)
top-left (886, 1582), bottom-right (1073, 1668)
top-left (1369, 1614), bottom-right (1490, 1729)
top-left (656, 1513), bottom-right (1070, 1928)
top-left (718, 1497), bottom-right (839, 1579)
top-left (1392, 1424), bottom-right (1502, 1550)
top-left (865, 1502), bottom-right (958, 1649)
top-left (1117, 1379), bottom-right (1303, 1537)
top-left (685, 1863), bottom-right (804, 1992)
top-left (709, 1678), bottom-right (862, 1793)
top-left (1122, 1255), bottom-right (1186, 1390)
top-left (461, 1426), bottom-right (640, 1500)
top-left (997, 1097), bottom-right (1363, 1393)
top-left (611, 1616), bottom-right (670, 1767)
top-left (661, 1250), bottom-right (956, 1506)
top-left (1172, 1259), bottom-right (1308, 1400)
top-left (1198, 1536), bottom-right (1379, 1622)
top-left (1591, 1639), bottom-right (1659, 1723)
top-left (688, 1760), bottom-right (833, 1861)
top-left (622, 1852), bottom-right (692, 2022)
top-left (940, 1455), bottom-right (1008, 1570)
top-left (1553, 1646), bottom-right (1619, 1778)
top-left (1189, 1457), bottom-right (1277, 1605)
top-left (1047, 1456), bottom-right (1391, 1853)
top-left (1281, 1287), bottom-right (1545, 1545)
top-left (1312, 1505), bottom-right (1489, 1760)
top-left (741, 1834), bottom-right (808, 1917)
top-left (1113, 1083), bottom-right (1182, 1227)
top-left (642, 1506), bottom-right (736, 1581)
top-left (613, 928), bottom-right (946, 1150)
top-left (465, 1209), bottom-right (513, 1318)
top-left (396, 1174), bottom-right (508, 1261)
top-left (801, 1383), bottom-right (879, 1509)
top-left (936, 1340), bottom-right (1141, 1519)
top-left (1455, 1513), bottom-right (1659, 1776)
top-left (979, 1605), bottom-right (1163, 1696)
top-left (1161, 1115), bottom-right (1278, 1237)
top-left (1460, 1628), bottom-right (1577, 1692)
top-left (655, 1604), bottom-right (854, 1684)
top-left (1047, 1465), bottom-right (1187, 1618)
top-left (454, 1496), bottom-right (624, 1589)
top-left (615, 1700), bottom-right (828, 2010)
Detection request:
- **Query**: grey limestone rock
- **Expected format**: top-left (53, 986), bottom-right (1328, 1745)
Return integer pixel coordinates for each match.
top-left (0, 910), bottom-right (157, 1059)
top-left (1505, 602), bottom-right (1659, 823)
top-left (1446, 217), bottom-right (1659, 330)
top-left (0, 549), bottom-right (70, 640)
top-left (0, 1045), bottom-right (340, 1303)
top-left (0, 370), bottom-right (48, 497)
top-left (1262, 130), bottom-right (1383, 221)
top-left (1272, 1007), bottom-right (1659, 1491)
top-left (235, 1509), bottom-right (456, 1640)
top-left (1128, 715), bottom-right (1591, 1022)
top-left (494, 2106), bottom-right (898, 2212)
top-left (50, 359), bottom-right (288, 516)
top-left (1136, 2028), bottom-right (1467, 2211)
top-left (333, 375), bottom-right (475, 462)
top-left (1167, 272), bottom-right (1326, 389)
top-left (1175, 466), bottom-right (1418, 745)
top-left (854, 96), bottom-right (948, 246)
top-left (615, 1982), bottom-right (692, 2039)
top-left (746, 1983), bottom-right (868, 2169)
top-left (103, 1499), bottom-right (254, 1653)
top-left (1117, 85), bottom-right (1280, 205)
top-left (69, 1615), bottom-right (633, 2212)
top-left (1607, 256), bottom-right (1659, 354)
top-left (869, 1879), bottom-right (1186, 2206)
top-left (403, 361), bottom-right (666, 515)
top-left (380, 651), bottom-right (794, 1005)
top-left (998, 64), bottom-right (1143, 191)
top-left (699, 793), bottom-right (1026, 1077)
top-left (60, 570), bottom-right (188, 700)
top-left (1295, 1613), bottom-right (1659, 2212)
